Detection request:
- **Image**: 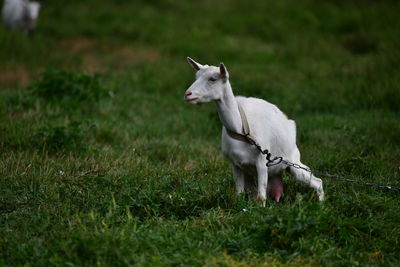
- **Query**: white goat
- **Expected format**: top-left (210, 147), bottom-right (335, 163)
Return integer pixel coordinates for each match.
top-left (184, 57), bottom-right (324, 205)
top-left (2, 0), bottom-right (41, 34)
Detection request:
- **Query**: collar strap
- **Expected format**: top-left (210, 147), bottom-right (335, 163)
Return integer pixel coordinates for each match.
top-left (226, 103), bottom-right (257, 144)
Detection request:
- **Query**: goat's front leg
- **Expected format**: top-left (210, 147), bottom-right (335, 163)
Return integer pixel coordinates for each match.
top-left (231, 164), bottom-right (245, 195)
top-left (256, 159), bottom-right (268, 207)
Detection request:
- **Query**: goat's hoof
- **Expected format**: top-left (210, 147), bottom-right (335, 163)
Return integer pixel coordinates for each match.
top-left (256, 195), bottom-right (266, 207)
top-left (318, 191), bottom-right (325, 201)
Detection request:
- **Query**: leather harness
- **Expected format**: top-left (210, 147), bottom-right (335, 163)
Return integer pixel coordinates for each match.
top-left (225, 103), bottom-right (257, 145)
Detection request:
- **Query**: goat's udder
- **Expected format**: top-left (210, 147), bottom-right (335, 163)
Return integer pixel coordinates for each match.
top-left (268, 176), bottom-right (284, 202)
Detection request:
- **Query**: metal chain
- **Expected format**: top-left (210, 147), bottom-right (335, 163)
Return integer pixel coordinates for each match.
top-left (247, 136), bottom-right (400, 192)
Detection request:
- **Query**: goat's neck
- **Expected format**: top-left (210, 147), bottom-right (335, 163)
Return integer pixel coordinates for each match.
top-left (216, 81), bottom-right (243, 133)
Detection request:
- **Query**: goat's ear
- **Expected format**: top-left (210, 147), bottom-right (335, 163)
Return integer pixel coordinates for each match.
top-left (219, 63), bottom-right (229, 79)
top-left (187, 57), bottom-right (202, 71)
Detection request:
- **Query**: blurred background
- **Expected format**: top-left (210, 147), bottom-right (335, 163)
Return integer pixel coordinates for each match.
top-left (2, 0), bottom-right (399, 114)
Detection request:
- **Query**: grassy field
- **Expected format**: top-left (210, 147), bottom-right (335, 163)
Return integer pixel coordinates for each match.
top-left (1, 0), bottom-right (400, 265)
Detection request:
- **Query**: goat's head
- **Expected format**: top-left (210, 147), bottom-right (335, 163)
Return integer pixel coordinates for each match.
top-left (184, 57), bottom-right (229, 104)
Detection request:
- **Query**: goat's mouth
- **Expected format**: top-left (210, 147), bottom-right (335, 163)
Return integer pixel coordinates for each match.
top-left (185, 97), bottom-right (199, 103)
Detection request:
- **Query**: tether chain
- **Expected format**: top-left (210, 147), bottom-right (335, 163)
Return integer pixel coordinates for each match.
top-left (246, 134), bottom-right (400, 192)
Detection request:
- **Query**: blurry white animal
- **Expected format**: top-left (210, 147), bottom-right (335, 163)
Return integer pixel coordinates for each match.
top-left (2, 0), bottom-right (41, 34)
top-left (184, 57), bottom-right (324, 206)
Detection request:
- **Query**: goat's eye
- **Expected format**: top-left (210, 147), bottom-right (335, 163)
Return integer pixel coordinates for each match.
top-left (208, 77), bottom-right (217, 82)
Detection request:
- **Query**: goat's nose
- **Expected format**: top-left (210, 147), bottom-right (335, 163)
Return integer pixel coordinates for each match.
top-left (184, 91), bottom-right (192, 97)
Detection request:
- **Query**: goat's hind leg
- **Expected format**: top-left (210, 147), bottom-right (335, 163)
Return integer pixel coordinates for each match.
top-left (232, 164), bottom-right (246, 195)
top-left (289, 162), bottom-right (324, 201)
top-left (244, 173), bottom-right (256, 195)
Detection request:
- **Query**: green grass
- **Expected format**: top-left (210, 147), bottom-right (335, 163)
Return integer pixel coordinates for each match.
top-left (1, 0), bottom-right (400, 266)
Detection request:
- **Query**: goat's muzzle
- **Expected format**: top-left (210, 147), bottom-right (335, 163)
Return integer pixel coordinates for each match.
top-left (184, 91), bottom-right (198, 103)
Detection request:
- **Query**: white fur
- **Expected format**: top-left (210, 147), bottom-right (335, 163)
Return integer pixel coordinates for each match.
top-left (2, 0), bottom-right (41, 33)
top-left (184, 57), bottom-right (324, 205)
